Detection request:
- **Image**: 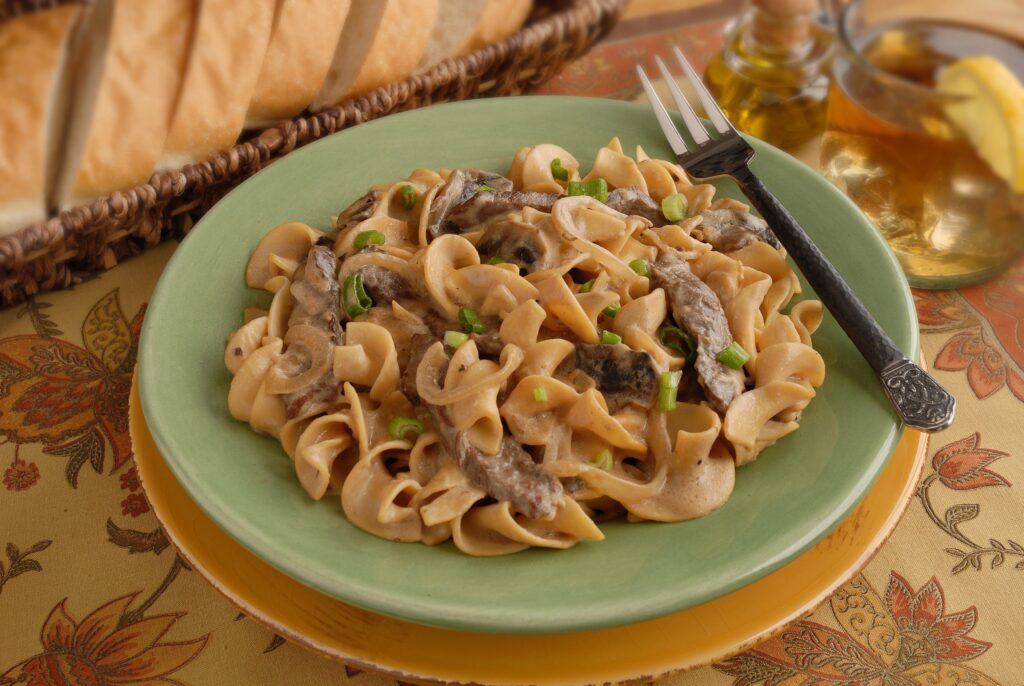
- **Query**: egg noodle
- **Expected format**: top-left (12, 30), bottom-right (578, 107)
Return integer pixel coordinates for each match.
top-left (224, 138), bottom-right (826, 556)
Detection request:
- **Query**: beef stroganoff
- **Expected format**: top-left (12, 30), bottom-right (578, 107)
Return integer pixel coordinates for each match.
top-left (225, 138), bottom-right (826, 556)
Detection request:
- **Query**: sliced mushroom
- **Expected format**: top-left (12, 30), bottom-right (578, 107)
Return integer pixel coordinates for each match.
top-left (606, 187), bottom-right (664, 225)
top-left (572, 344), bottom-right (659, 413)
top-left (426, 168), bottom-right (514, 237)
top-left (695, 208), bottom-right (780, 252)
top-left (475, 216), bottom-right (561, 273)
top-left (336, 190), bottom-right (382, 231)
top-left (444, 190), bottom-right (559, 232)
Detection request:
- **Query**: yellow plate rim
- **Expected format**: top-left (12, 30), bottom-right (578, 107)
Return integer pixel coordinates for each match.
top-left (130, 377), bottom-right (928, 685)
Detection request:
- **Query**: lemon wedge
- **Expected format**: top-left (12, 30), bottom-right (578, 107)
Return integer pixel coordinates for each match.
top-left (937, 56), bottom-right (1024, 192)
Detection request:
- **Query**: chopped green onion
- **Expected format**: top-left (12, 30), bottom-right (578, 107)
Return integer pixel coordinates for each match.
top-left (629, 259), bottom-right (650, 277)
top-left (661, 193), bottom-right (689, 222)
top-left (533, 386), bottom-right (549, 402)
top-left (600, 330), bottom-right (622, 345)
top-left (567, 178), bottom-right (608, 203)
top-left (388, 416), bottom-right (424, 440)
top-left (591, 448), bottom-right (613, 471)
top-left (458, 307), bottom-right (486, 334)
top-left (401, 184), bottom-right (417, 210)
top-left (579, 279), bottom-right (595, 293)
top-left (477, 183), bottom-right (497, 192)
top-left (716, 341), bottom-right (751, 369)
top-left (444, 330), bottom-right (469, 348)
top-left (354, 230), bottom-right (385, 249)
top-left (659, 325), bottom-right (697, 362)
top-left (658, 370), bottom-right (682, 411)
top-left (342, 273), bottom-right (373, 318)
top-left (602, 302), bottom-right (621, 318)
top-left (658, 387), bottom-right (677, 412)
top-left (550, 158), bottom-right (569, 181)
top-left (487, 256), bottom-right (506, 265)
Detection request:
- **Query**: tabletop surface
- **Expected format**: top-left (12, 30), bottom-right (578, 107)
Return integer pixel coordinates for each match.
top-left (2, 1), bottom-right (1022, 684)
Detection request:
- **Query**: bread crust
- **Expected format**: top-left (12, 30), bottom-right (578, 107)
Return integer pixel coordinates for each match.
top-left (0, 6), bottom-right (79, 233)
top-left (418, 0), bottom-right (486, 69)
top-left (312, 0), bottom-right (439, 112)
top-left (468, 0), bottom-right (533, 51)
top-left (60, 0), bottom-right (195, 207)
top-left (159, 0), bottom-right (277, 169)
top-left (246, 0), bottom-right (352, 127)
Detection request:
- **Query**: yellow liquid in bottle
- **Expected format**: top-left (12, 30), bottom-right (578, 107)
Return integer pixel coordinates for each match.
top-left (704, 20), bottom-right (832, 150)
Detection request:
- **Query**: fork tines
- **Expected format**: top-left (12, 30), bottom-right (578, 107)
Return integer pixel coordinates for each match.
top-left (636, 46), bottom-right (739, 158)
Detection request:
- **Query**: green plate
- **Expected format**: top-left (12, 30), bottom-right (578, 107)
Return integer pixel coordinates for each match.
top-left (139, 96), bottom-right (917, 634)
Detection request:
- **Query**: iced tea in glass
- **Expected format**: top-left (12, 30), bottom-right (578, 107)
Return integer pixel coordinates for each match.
top-left (821, 0), bottom-right (1024, 288)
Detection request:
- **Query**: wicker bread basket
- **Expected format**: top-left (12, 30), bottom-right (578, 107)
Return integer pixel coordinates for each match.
top-left (0, 0), bottom-right (625, 306)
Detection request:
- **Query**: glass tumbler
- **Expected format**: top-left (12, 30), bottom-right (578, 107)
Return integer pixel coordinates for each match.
top-left (820, 0), bottom-right (1024, 288)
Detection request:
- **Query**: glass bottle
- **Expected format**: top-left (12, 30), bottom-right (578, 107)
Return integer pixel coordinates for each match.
top-left (704, 0), bottom-right (833, 150)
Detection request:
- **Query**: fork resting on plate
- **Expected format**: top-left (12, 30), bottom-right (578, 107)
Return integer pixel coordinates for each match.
top-left (637, 47), bottom-right (955, 433)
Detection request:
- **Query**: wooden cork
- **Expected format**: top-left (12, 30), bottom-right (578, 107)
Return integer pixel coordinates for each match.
top-left (751, 0), bottom-right (817, 50)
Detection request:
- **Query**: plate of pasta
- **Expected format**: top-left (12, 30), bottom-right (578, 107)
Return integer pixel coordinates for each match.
top-left (138, 96), bottom-right (917, 634)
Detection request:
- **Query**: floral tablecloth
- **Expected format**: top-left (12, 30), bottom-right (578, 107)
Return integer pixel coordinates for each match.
top-left (2, 3), bottom-right (1022, 684)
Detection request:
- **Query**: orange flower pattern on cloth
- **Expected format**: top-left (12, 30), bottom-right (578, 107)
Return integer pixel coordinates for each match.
top-left (715, 572), bottom-right (996, 684)
top-left (917, 433), bottom-right (1020, 576)
top-left (915, 260), bottom-right (1024, 403)
top-left (1, 594), bottom-right (208, 686)
top-left (931, 433), bottom-right (1011, 491)
top-left (0, 290), bottom-right (143, 488)
top-left (3, 457), bottom-right (39, 491)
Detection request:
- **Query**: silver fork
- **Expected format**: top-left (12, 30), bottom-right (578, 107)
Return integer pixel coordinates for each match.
top-left (637, 47), bottom-right (955, 433)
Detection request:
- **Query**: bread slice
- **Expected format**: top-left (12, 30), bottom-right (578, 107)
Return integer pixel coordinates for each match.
top-left (466, 0), bottom-right (533, 51)
top-left (0, 6), bottom-right (80, 235)
top-left (417, 0), bottom-right (487, 70)
top-left (158, 0), bottom-right (277, 169)
top-left (51, 0), bottom-right (194, 210)
top-left (311, 0), bottom-right (439, 112)
top-left (246, 0), bottom-right (352, 128)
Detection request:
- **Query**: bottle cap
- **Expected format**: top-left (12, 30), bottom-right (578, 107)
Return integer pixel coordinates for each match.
top-left (751, 0), bottom-right (817, 50)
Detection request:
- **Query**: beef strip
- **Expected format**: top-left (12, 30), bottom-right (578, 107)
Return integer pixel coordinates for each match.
top-left (651, 251), bottom-right (745, 412)
top-left (695, 208), bottom-right (781, 252)
top-left (359, 264), bottom-right (411, 306)
top-left (402, 334), bottom-right (562, 518)
top-left (281, 246), bottom-right (343, 418)
top-left (606, 187), bottom-right (664, 225)
top-left (284, 381), bottom-right (338, 419)
top-left (444, 190), bottom-right (559, 232)
top-left (678, 368), bottom-right (706, 405)
top-left (426, 169), bottom-right (514, 237)
top-left (336, 190), bottom-right (381, 231)
top-left (470, 330), bottom-right (504, 357)
top-left (573, 344), bottom-right (658, 413)
top-left (454, 432), bottom-right (562, 520)
top-left (417, 311), bottom-right (449, 340)
top-left (401, 333), bottom-right (436, 402)
top-left (412, 310), bottom-right (502, 357)
top-left (288, 246), bottom-right (342, 336)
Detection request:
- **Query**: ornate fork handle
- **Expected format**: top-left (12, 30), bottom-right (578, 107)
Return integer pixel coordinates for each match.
top-left (732, 167), bottom-right (956, 433)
